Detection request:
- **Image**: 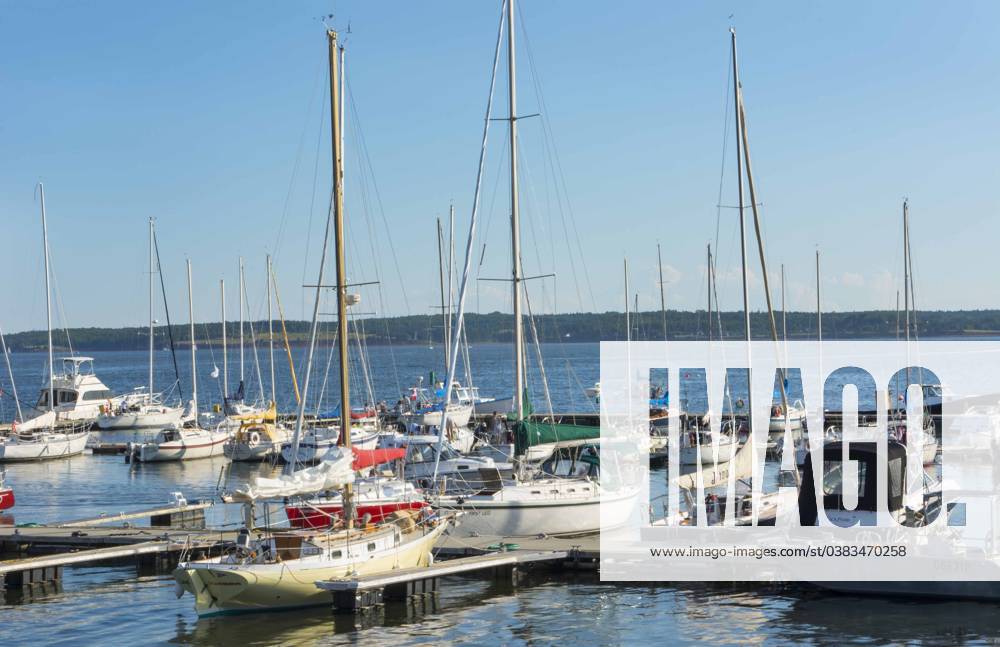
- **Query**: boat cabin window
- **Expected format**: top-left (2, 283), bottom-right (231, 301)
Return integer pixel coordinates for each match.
top-left (367, 542), bottom-right (377, 552)
top-left (822, 461), bottom-right (868, 497)
top-left (330, 550), bottom-right (342, 559)
top-left (407, 443), bottom-right (459, 463)
top-left (301, 541), bottom-right (322, 557)
top-left (82, 389), bottom-right (112, 401)
top-left (37, 389), bottom-right (79, 407)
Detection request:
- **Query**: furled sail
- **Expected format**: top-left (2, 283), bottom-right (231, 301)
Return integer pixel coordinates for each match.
top-left (230, 448), bottom-right (354, 502)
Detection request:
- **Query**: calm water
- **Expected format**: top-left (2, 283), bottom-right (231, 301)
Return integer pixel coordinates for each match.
top-left (0, 344), bottom-right (995, 645)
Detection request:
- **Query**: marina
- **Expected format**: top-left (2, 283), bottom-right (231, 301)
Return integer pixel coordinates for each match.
top-left (2, 0), bottom-right (998, 644)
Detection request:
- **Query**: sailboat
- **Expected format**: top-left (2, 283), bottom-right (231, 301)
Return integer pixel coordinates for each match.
top-left (127, 260), bottom-right (230, 463)
top-left (224, 403), bottom-right (290, 461)
top-left (0, 184), bottom-right (89, 461)
top-left (175, 29), bottom-right (452, 615)
top-left (430, 0), bottom-right (637, 537)
top-left (97, 218), bottom-right (188, 431)
top-left (892, 201), bottom-right (938, 465)
top-left (662, 28), bottom-right (803, 525)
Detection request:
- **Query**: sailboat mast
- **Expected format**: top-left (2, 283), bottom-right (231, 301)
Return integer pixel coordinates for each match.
top-left (624, 258), bottom-right (630, 342)
top-left (328, 28), bottom-right (354, 523)
top-left (816, 250), bottom-right (822, 344)
top-left (448, 203), bottom-right (456, 377)
top-left (220, 280), bottom-right (228, 400)
top-left (508, 0), bottom-right (525, 419)
top-left (149, 217), bottom-right (155, 399)
top-left (38, 183), bottom-right (54, 413)
top-left (634, 293), bottom-right (639, 339)
top-left (188, 260), bottom-right (197, 414)
top-left (781, 262), bottom-right (787, 364)
top-left (239, 257), bottom-right (245, 388)
top-left (733, 29), bottom-right (789, 426)
top-left (731, 29), bottom-right (753, 427)
top-left (0, 323), bottom-right (22, 422)
top-left (707, 244), bottom-right (712, 343)
top-left (267, 255), bottom-right (276, 406)
top-left (657, 243), bottom-right (667, 340)
top-left (903, 200), bottom-right (911, 390)
top-left (437, 217), bottom-right (449, 369)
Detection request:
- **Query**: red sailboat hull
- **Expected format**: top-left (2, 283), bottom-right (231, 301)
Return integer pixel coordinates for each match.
top-left (0, 487), bottom-right (14, 511)
top-left (285, 500), bottom-right (427, 529)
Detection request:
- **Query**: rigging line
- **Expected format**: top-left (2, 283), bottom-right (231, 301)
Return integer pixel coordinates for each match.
top-left (152, 226), bottom-right (184, 399)
top-left (518, 2), bottom-right (598, 314)
top-left (714, 44), bottom-right (734, 267)
top-left (345, 79), bottom-right (412, 315)
top-left (376, 283), bottom-right (402, 397)
top-left (521, 53), bottom-right (581, 314)
top-left (272, 54), bottom-right (326, 267)
top-left (476, 127), bottom-right (510, 283)
top-left (431, 0), bottom-right (505, 481)
top-left (46, 254), bottom-right (74, 357)
top-left (241, 269), bottom-right (266, 405)
top-left (522, 278), bottom-right (553, 417)
top-left (345, 79), bottom-right (388, 302)
top-left (300, 73), bottom-right (332, 319)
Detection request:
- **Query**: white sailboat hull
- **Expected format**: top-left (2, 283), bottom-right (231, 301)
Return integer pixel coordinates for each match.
top-left (96, 406), bottom-right (186, 430)
top-left (414, 404), bottom-right (473, 428)
top-left (0, 431), bottom-right (89, 462)
top-left (679, 440), bottom-right (737, 466)
top-left (130, 431), bottom-right (230, 462)
top-left (437, 485), bottom-right (637, 538)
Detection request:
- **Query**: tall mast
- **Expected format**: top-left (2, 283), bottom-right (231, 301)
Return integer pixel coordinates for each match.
top-left (448, 203), bottom-right (455, 379)
top-left (221, 279), bottom-right (228, 400)
top-left (0, 323), bottom-right (22, 422)
top-left (731, 29), bottom-right (753, 428)
top-left (781, 262), bottom-right (787, 364)
top-left (732, 29), bottom-right (791, 438)
top-left (38, 183), bottom-right (54, 413)
top-left (624, 258), bottom-right (630, 343)
top-left (329, 28), bottom-right (353, 521)
top-left (188, 260), bottom-right (197, 415)
top-left (149, 217), bottom-right (155, 399)
top-left (239, 257), bottom-right (245, 388)
top-left (657, 242), bottom-right (667, 340)
top-left (436, 217), bottom-right (450, 369)
top-left (286, 28), bottom-right (349, 514)
top-left (816, 250), bottom-right (822, 343)
top-left (634, 293), bottom-right (639, 339)
top-left (508, 0), bottom-right (525, 419)
top-left (267, 255), bottom-right (276, 406)
top-left (707, 244), bottom-right (712, 343)
top-left (903, 200), bottom-right (911, 390)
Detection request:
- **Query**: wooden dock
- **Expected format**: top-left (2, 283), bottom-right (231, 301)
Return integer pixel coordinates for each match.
top-left (0, 501), bottom-right (232, 592)
top-left (318, 548), bottom-right (575, 612)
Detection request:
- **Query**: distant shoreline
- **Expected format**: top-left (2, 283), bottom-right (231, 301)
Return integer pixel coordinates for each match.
top-left (5, 309), bottom-right (1000, 352)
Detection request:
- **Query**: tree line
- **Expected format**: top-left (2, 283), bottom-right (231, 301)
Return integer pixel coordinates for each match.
top-left (6, 309), bottom-right (1000, 351)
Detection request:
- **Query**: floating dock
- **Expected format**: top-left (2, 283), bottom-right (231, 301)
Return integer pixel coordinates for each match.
top-left (0, 501), bottom-right (232, 592)
top-left (318, 549), bottom-right (573, 612)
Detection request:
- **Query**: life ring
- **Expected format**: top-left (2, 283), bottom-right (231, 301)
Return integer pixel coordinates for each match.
top-left (248, 431), bottom-right (261, 447)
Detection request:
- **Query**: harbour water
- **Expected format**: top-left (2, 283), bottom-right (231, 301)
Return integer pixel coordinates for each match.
top-left (0, 344), bottom-right (994, 645)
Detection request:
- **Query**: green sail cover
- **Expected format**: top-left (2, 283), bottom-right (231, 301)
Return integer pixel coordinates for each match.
top-left (514, 419), bottom-right (601, 455)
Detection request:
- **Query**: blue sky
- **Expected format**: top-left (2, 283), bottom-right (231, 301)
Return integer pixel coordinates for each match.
top-left (2, 1), bottom-right (998, 334)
